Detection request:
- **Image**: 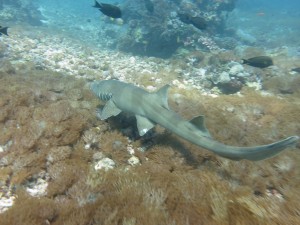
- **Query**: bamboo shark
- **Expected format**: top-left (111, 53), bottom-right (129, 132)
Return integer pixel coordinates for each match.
top-left (90, 80), bottom-right (299, 161)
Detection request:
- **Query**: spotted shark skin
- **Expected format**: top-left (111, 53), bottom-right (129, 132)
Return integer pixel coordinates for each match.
top-left (90, 80), bottom-right (299, 161)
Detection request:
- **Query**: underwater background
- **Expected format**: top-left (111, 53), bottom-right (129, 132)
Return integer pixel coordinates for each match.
top-left (0, 0), bottom-right (300, 224)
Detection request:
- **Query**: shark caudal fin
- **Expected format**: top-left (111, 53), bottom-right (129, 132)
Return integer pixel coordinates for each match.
top-left (247, 135), bottom-right (299, 161)
top-left (216, 136), bottom-right (299, 161)
top-left (0, 27), bottom-right (9, 36)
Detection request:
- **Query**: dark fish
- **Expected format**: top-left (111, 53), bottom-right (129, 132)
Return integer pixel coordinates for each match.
top-left (178, 13), bottom-right (207, 30)
top-left (291, 67), bottom-right (300, 73)
top-left (144, 0), bottom-right (154, 13)
top-left (0, 26), bottom-right (9, 36)
top-left (93, 0), bottom-right (122, 18)
top-left (242, 56), bottom-right (273, 68)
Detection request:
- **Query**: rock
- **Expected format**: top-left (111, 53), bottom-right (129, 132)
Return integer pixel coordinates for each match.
top-left (94, 158), bottom-right (116, 171)
top-left (112, 140), bottom-right (124, 150)
top-left (92, 152), bottom-right (105, 161)
top-left (229, 64), bottom-right (244, 76)
top-left (236, 29), bottom-right (256, 44)
top-left (218, 79), bottom-right (243, 94)
top-left (0, 196), bottom-right (15, 213)
top-left (213, 71), bottom-right (231, 84)
top-left (128, 156), bottom-right (140, 166)
top-left (26, 178), bottom-right (48, 197)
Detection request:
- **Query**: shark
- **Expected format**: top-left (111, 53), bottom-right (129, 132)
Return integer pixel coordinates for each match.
top-left (90, 79), bottom-right (299, 161)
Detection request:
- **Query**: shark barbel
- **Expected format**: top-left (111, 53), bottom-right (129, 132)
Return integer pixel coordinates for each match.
top-left (90, 80), bottom-right (299, 161)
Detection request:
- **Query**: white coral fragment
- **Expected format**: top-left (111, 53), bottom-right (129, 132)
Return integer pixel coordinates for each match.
top-left (128, 156), bottom-right (140, 166)
top-left (0, 196), bottom-right (15, 213)
top-left (94, 158), bottom-right (116, 171)
top-left (26, 178), bottom-right (48, 197)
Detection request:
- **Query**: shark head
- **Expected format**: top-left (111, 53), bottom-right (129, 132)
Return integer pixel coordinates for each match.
top-left (90, 80), bottom-right (117, 101)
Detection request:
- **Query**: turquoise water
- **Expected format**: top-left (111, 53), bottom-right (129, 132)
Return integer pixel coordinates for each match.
top-left (33, 0), bottom-right (300, 55)
top-left (1, 0), bottom-right (299, 56)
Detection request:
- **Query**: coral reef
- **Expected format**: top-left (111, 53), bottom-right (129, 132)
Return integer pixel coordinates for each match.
top-left (116, 0), bottom-right (237, 57)
top-left (2, 24), bottom-right (299, 97)
top-left (0, 0), bottom-right (44, 25)
top-left (0, 60), bottom-right (299, 224)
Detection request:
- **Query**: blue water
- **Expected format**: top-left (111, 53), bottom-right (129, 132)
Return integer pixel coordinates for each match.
top-left (34, 0), bottom-right (300, 52)
top-left (237, 0), bottom-right (300, 12)
top-left (1, 0), bottom-right (300, 55)
top-left (226, 0), bottom-right (300, 49)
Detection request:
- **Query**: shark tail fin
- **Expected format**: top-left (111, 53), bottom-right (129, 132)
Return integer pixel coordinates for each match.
top-left (241, 135), bottom-right (299, 161)
top-left (0, 27), bottom-right (8, 36)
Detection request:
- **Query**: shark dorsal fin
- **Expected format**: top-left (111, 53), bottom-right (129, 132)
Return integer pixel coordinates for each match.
top-left (154, 84), bottom-right (170, 109)
top-left (190, 115), bottom-right (211, 138)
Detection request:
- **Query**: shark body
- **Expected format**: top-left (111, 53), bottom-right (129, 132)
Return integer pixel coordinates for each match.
top-left (90, 80), bottom-right (299, 161)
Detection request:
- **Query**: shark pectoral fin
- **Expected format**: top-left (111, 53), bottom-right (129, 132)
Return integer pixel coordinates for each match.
top-left (190, 115), bottom-right (212, 138)
top-left (136, 115), bottom-right (155, 136)
top-left (155, 84), bottom-right (171, 109)
top-left (98, 100), bottom-right (121, 120)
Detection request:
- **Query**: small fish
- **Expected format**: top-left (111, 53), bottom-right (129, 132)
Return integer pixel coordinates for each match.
top-left (93, 0), bottom-right (122, 19)
top-left (178, 13), bottom-right (207, 30)
top-left (242, 56), bottom-right (273, 68)
top-left (0, 26), bottom-right (9, 36)
top-left (291, 67), bottom-right (300, 73)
